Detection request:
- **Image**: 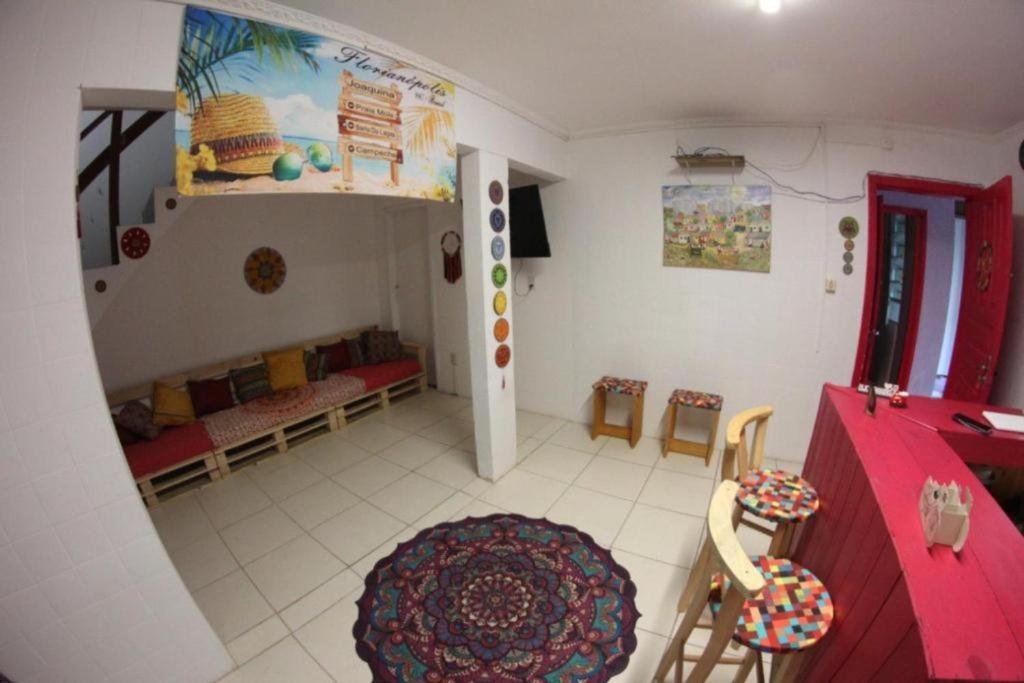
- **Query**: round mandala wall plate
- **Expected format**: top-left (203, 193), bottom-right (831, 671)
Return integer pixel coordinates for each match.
top-left (839, 216), bottom-right (860, 239)
top-left (488, 180), bottom-right (504, 205)
top-left (491, 236), bottom-right (505, 260)
top-left (120, 227), bottom-right (151, 259)
top-left (495, 343), bottom-right (511, 368)
top-left (493, 291), bottom-right (507, 315)
top-left (489, 208), bottom-right (506, 233)
top-left (843, 263), bottom-right (854, 275)
top-left (494, 317), bottom-right (509, 342)
top-left (244, 247), bottom-right (286, 294)
top-left (492, 263), bottom-right (508, 288)
top-left (844, 239), bottom-right (855, 251)
top-left (843, 251), bottom-right (854, 264)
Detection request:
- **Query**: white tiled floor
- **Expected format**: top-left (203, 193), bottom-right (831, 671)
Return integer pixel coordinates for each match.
top-left (149, 390), bottom-right (783, 682)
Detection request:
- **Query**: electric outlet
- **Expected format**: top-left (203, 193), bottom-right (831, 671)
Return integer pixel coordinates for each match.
top-left (825, 278), bottom-right (837, 294)
top-left (449, 352), bottom-right (457, 366)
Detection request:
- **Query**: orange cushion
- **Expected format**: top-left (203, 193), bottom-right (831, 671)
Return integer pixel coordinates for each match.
top-left (151, 382), bottom-right (195, 426)
top-left (262, 348), bottom-right (308, 392)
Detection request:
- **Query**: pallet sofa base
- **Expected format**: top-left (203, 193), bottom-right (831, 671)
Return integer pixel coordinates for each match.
top-left (111, 326), bottom-right (429, 507)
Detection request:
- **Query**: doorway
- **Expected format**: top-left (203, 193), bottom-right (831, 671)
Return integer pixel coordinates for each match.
top-left (853, 174), bottom-right (1013, 403)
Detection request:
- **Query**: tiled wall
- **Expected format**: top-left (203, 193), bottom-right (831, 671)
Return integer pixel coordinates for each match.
top-left (0, 1), bottom-right (232, 681)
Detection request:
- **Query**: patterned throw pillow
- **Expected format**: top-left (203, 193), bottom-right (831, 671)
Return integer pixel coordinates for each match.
top-left (114, 400), bottom-right (163, 441)
top-left (304, 350), bottom-right (328, 381)
top-left (361, 330), bottom-right (402, 364)
top-left (152, 382), bottom-right (196, 426)
top-left (262, 348), bottom-right (308, 392)
top-left (346, 337), bottom-right (367, 368)
top-left (188, 377), bottom-right (235, 417)
top-left (229, 364), bottom-right (273, 404)
top-left (315, 341), bottom-right (350, 373)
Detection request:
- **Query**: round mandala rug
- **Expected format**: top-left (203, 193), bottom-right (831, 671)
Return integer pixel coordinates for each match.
top-left (354, 514), bottom-right (640, 683)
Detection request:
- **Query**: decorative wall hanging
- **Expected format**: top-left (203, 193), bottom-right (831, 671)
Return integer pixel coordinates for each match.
top-left (94, 279), bottom-right (107, 293)
top-left (491, 263), bottom-right (508, 288)
top-left (165, 197), bottom-right (177, 211)
top-left (844, 239), bottom-right (855, 251)
top-left (843, 263), bottom-right (853, 276)
top-left (120, 226), bottom-right (151, 259)
top-left (493, 291), bottom-right (507, 315)
top-left (489, 180), bottom-right (504, 205)
top-left (838, 216), bottom-right (860, 239)
top-left (175, 6), bottom-right (456, 201)
top-left (489, 208), bottom-right (506, 233)
top-left (494, 318), bottom-right (509, 342)
top-left (977, 241), bottom-right (993, 291)
top-left (440, 231), bottom-right (462, 284)
top-left (662, 185), bottom-right (772, 273)
top-left (244, 247), bottom-right (287, 294)
top-left (491, 236), bottom-right (505, 260)
top-left (495, 344), bottom-right (511, 368)
top-left (842, 252), bottom-right (854, 264)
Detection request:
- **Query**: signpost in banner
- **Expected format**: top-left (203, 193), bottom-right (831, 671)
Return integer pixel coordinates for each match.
top-left (338, 71), bottom-right (403, 184)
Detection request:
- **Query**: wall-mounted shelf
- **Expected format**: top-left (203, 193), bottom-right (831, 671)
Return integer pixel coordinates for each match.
top-left (673, 154), bottom-right (745, 171)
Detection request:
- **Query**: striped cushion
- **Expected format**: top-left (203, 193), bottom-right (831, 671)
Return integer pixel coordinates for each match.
top-left (304, 350), bottom-right (328, 381)
top-left (229, 364), bottom-right (273, 404)
top-left (346, 337), bottom-right (367, 368)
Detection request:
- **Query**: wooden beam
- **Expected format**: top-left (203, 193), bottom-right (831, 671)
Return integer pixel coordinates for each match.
top-left (108, 110), bottom-right (122, 266)
top-left (78, 110), bottom-right (167, 195)
top-left (80, 110), bottom-right (111, 140)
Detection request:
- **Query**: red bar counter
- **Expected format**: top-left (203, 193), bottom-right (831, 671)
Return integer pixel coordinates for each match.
top-left (790, 385), bottom-right (1024, 681)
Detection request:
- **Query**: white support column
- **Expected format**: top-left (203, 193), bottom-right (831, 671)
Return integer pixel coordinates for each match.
top-left (463, 151), bottom-right (516, 480)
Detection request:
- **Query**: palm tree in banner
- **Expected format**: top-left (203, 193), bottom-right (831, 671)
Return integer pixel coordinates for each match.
top-left (399, 77), bottom-right (457, 158)
top-left (177, 9), bottom-right (322, 114)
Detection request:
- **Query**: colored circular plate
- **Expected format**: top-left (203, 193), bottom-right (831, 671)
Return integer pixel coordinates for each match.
top-left (492, 263), bottom-right (508, 288)
top-left (244, 246), bottom-right (287, 294)
top-left (489, 208), bottom-right (506, 233)
top-left (838, 216), bottom-right (859, 239)
top-left (493, 291), bottom-right (507, 315)
top-left (843, 263), bottom-right (854, 275)
top-left (489, 180), bottom-right (504, 205)
top-left (843, 251), bottom-right (854, 264)
top-left (844, 239), bottom-right (855, 251)
top-left (494, 317), bottom-right (509, 342)
top-left (120, 226), bottom-right (151, 259)
top-left (491, 236), bottom-right (505, 260)
top-left (495, 344), bottom-right (511, 368)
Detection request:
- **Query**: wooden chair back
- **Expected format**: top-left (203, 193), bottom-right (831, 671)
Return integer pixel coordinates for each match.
top-left (656, 480), bottom-right (767, 682)
top-left (720, 405), bottom-right (773, 482)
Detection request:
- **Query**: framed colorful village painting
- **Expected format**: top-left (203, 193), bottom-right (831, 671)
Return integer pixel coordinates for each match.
top-left (662, 185), bottom-right (772, 273)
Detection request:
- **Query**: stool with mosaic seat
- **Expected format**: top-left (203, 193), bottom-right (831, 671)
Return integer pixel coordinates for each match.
top-left (591, 375), bottom-right (647, 448)
top-left (721, 406), bottom-right (819, 558)
top-left (654, 480), bottom-right (834, 683)
top-left (663, 389), bottom-right (724, 465)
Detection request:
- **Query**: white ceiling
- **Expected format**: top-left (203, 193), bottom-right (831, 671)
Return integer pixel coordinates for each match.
top-left (280, 0), bottom-right (1024, 137)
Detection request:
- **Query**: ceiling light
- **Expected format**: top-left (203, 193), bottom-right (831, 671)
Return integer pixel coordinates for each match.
top-left (759, 0), bottom-right (781, 13)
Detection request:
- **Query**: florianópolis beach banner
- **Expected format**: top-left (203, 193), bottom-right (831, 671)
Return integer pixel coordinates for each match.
top-left (175, 6), bottom-right (456, 201)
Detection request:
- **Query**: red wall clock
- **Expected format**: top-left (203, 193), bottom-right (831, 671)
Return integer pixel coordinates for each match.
top-left (120, 227), bottom-right (151, 259)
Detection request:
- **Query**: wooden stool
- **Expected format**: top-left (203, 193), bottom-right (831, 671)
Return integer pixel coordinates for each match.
top-left (654, 481), bottom-right (834, 683)
top-left (663, 389), bottom-right (724, 465)
top-left (722, 406), bottom-right (819, 557)
top-left (591, 376), bottom-right (647, 448)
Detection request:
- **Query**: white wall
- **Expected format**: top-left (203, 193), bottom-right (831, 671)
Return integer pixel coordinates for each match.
top-left (878, 191), bottom-right (958, 396)
top-left (88, 193), bottom-right (383, 391)
top-left (513, 123), bottom-right (1006, 460)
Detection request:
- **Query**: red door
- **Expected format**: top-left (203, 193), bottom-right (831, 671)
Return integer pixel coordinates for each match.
top-left (945, 176), bottom-right (1014, 402)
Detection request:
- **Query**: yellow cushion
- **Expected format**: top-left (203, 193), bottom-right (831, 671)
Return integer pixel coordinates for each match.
top-left (151, 382), bottom-right (195, 426)
top-left (262, 348), bottom-right (308, 392)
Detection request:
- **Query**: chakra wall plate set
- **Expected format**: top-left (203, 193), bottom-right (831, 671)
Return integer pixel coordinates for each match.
top-left (839, 216), bottom-right (858, 276)
top-left (489, 180), bottom-right (511, 370)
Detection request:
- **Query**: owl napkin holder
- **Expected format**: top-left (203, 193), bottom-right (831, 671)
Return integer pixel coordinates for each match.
top-left (919, 477), bottom-right (972, 552)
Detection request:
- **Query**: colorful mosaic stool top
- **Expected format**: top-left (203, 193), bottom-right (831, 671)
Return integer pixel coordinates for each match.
top-left (592, 376), bottom-right (648, 396)
top-left (709, 555), bottom-right (833, 654)
top-left (737, 468), bottom-right (820, 522)
top-left (669, 389), bottom-right (723, 411)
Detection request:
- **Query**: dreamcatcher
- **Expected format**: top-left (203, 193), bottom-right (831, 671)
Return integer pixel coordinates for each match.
top-left (441, 230), bottom-right (462, 284)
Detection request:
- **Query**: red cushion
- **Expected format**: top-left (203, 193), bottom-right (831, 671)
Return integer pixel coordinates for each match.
top-left (316, 341), bottom-right (351, 373)
top-left (123, 421), bottom-right (214, 479)
top-left (188, 377), bottom-right (235, 417)
top-left (341, 358), bottom-right (422, 392)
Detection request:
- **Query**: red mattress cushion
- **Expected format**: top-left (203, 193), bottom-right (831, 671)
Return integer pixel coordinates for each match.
top-left (341, 358), bottom-right (422, 392)
top-left (122, 421), bottom-right (214, 479)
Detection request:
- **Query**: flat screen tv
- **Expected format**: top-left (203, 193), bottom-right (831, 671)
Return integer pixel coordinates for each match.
top-left (509, 185), bottom-right (551, 258)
